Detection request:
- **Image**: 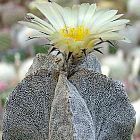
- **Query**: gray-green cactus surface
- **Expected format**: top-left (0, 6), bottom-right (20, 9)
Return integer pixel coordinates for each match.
top-left (2, 52), bottom-right (135, 140)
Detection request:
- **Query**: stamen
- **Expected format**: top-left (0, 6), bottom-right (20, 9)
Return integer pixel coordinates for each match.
top-left (60, 26), bottom-right (90, 41)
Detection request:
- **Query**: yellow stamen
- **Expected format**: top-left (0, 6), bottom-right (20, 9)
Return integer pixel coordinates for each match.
top-left (59, 26), bottom-right (91, 41)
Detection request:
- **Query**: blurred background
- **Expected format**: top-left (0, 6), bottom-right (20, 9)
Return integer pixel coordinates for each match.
top-left (0, 0), bottom-right (140, 139)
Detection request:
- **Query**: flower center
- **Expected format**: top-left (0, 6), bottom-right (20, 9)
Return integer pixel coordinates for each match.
top-left (60, 26), bottom-right (91, 41)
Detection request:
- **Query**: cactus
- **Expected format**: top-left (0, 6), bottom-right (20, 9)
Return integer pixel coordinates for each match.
top-left (2, 52), bottom-right (135, 140)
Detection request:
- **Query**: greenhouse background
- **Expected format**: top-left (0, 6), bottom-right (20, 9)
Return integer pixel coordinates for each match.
top-left (0, 0), bottom-right (140, 139)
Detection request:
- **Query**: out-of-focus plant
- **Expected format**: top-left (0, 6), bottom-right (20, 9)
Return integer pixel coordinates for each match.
top-left (34, 45), bottom-right (49, 54)
top-left (0, 1), bottom-right (27, 28)
top-left (0, 32), bottom-right (11, 52)
top-left (0, 82), bottom-right (7, 93)
top-left (2, 7), bottom-right (26, 27)
top-left (0, 89), bottom-right (12, 108)
top-left (127, 0), bottom-right (140, 17)
top-left (0, 62), bottom-right (16, 83)
top-left (98, 0), bottom-right (127, 13)
top-left (101, 50), bottom-right (129, 80)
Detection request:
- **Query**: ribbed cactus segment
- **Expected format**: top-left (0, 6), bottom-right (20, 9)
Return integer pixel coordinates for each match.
top-left (2, 52), bottom-right (135, 140)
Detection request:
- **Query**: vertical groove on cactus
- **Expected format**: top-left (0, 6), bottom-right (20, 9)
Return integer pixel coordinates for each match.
top-left (48, 73), bottom-right (74, 140)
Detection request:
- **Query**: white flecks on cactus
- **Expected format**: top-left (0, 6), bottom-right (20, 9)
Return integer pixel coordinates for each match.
top-left (2, 53), bottom-right (136, 139)
top-left (0, 63), bottom-right (16, 83)
top-left (101, 50), bottom-right (128, 80)
top-left (18, 58), bottom-right (33, 81)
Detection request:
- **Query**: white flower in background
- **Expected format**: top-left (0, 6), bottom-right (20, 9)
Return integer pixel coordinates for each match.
top-left (0, 63), bottom-right (16, 83)
top-left (19, 2), bottom-right (129, 57)
top-left (18, 58), bottom-right (33, 81)
top-left (101, 50), bottom-right (128, 80)
top-left (128, 0), bottom-right (140, 16)
top-left (132, 99), bottom-right (140, 129)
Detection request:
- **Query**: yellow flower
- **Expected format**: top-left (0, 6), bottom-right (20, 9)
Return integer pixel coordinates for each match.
top-left (19, 2), bottom-right (129, 57)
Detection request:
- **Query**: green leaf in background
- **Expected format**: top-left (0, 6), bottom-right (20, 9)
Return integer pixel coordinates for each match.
top-left (0, 33), bottom-right (11, 52)
top-left (0, 89), bottom-right (12, 108)
top-left (34, 45), bottom-right (49, 54)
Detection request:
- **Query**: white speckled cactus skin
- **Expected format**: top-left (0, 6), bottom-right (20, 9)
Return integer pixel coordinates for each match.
top-left (2, 52), bottom-right (135, 140)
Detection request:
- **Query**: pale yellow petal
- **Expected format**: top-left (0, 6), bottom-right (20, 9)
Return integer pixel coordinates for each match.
top-left (33, 2), bottom-right (65, 30)
top-left (27, 13), bottom-right (55, 32)
top-left (82, 4), bottom-right (96, 28)
top-left (78, 3), bottom-right (90, 25)
top-left (94, 32), bottom-right (125, 40)
top-left (18, 21), bottom-right (52, 34)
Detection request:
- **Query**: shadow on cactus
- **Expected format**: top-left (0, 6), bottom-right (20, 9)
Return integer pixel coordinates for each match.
top-left (2, 1), bottom-right (135, 140)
